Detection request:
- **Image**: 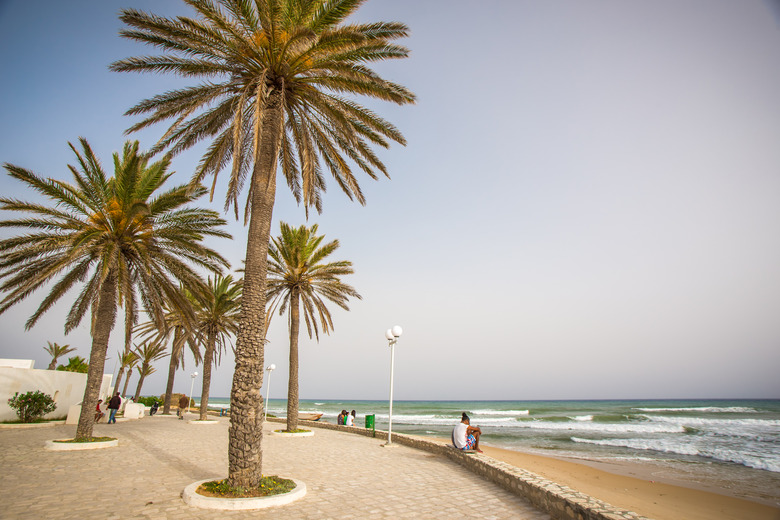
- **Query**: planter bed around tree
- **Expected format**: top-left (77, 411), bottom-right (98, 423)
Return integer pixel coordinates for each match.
top-left (182, 477), bottom-right (306, 511)
top-left (45, 438), bottom-right (119, 451)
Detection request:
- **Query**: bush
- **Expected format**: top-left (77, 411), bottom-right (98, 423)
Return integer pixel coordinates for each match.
top-left (8, 390), bottom-right (57, 423)
top-left (136, 396), bottom-right (159, 407)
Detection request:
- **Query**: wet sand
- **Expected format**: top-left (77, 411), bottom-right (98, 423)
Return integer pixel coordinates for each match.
top-left (478, 443), bottom-right (780, 520)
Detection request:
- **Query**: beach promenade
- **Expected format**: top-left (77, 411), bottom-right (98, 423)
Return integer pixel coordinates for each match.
top-left (0, 415), bottom-right (550, 520)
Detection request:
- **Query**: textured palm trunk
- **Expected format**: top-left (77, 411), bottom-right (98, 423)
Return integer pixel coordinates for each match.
top-left (227, 89), bottom-right (283, 488)
top-left (47, 359), bottom-right (57, 370)
top-left (286, 288), bottom-right (301, 431)
top-left (114, 366), bottom-right (125, 396)
top-left (134, 366), bottom-right (147, 399)
top-left (163, 354), bottom-right (177, 414)
top-left (75, 275), bottom-right (117, 440)
top-left (199, 333), bottom-right (216, 421)
top-left (122, 369), bottom-right (133, 397)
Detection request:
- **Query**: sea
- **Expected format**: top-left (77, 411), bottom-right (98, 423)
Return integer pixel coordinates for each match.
top-left (198, 397), bottom-right (780, 503)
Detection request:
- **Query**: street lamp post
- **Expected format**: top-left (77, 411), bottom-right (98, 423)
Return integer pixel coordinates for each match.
top-left (264, 363), bottom-right (276, 422)
top-left (384, 325), bottom-right (403, 446)
top-left (188, 371), bottom-right (198, 416)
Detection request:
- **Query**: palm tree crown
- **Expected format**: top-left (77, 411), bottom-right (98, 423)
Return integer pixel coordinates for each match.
top-left (111, 0), bottom-right (415, 216)
top-left (44, 342), bottom-right (76, 370)
top-left (0, 139), bottom-right (231, 439)
top-left (267, 221), bottom-right (360, 430)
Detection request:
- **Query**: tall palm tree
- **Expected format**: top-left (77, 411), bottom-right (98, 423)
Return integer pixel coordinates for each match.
top-left (190, 274), bottom-right (242, 420)
top-left (44, 341), bottom-right (76, 370)
top-left (135, 302), bottom-right (202, 414)
top-left (133, 341), bottom-right (169, 399)
top-left (115, 349), bottom-right (140, 396)
top-left (112, 0), bottom-right (414, 487)
top-left (267, 222), bottom-right (360, 431)
top-left (0, 139), bottom-right (230, 440)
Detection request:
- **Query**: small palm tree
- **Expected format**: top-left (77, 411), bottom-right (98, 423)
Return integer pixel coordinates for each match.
top-left (191, 274), bottom-right (242, 420)
top-left (44, 342), bottom-right (76, 370)
top-left (119, 350), bottom-right (140, 397)
top-left (0, 139), bottom-right (230, 440)
top-left (112, 0), bottom-right (413, 487)
top-left (56, 356), bottom-right (89, 373)
top-left (133, 341), bottom-right (168, 399)
top-left (135, 302), bottom-right (202, 414)
top-left (114, 349), bottom-right (138, 396)
top-left (267, 222), bottom-right (361, 431)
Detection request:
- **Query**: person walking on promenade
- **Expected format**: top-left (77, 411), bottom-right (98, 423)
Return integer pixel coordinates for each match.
top-left (452, 413), bottom-right (482, 452)
top-left (178, 395), bottom-right (189, 420)
top-left (107, 392), bottom-right (121, 424)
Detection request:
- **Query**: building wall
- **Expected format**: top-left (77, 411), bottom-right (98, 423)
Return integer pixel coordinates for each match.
top-left (0, 360), bottom-right (113, 421)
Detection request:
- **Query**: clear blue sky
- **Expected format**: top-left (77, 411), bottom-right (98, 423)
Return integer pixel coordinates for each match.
top-left (1, 0), bottom-right (778, 401)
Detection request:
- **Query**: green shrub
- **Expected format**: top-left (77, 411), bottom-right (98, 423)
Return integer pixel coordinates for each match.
top-left (7, 390), bottom-right (57, 422)
top-left (135, 396), bottom-right (159, 407)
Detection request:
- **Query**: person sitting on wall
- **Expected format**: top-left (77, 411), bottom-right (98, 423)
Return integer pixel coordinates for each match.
top-left (452, 412), bottom-right (482, 453)
top-left (95, 399), bottom-right (105, 422)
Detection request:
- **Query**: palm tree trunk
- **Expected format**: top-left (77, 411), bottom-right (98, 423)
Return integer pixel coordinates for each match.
top-left (122, 370), bottom-right (133, 397)
top-left (200, 333), bottom-right (215, 421)
top-left (134, 366), bottom-right (146, 399)
top-left (163, 354), bottom-right (177, 414)
top-left (47, 358), bottom-right (57, 370)
top-left (227, 90), bottom-right (283, 489)
top-left (75, 275), bottom-right (117, 440)
top-left (286, 288), bottom-right (301, 432)
top-left (114, 366), bottom-right (125, 396)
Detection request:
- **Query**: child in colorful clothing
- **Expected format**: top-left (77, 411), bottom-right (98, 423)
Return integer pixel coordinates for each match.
top-left (452, 413), bottom-right (482, 452)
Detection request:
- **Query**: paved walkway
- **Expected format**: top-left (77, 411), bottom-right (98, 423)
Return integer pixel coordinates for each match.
top-left (0, 415), bottom-right (550, 519)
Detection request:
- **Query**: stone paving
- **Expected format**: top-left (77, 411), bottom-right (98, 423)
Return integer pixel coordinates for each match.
top-left (0, 415), bottom-right (550, 519)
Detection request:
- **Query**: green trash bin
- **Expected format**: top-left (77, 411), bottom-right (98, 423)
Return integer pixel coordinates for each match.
top-left (365, 414), bottom-right (375, 436)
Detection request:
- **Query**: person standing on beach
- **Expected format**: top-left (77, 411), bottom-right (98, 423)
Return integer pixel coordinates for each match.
top-left (107, 392), bottom-right (121, 424)
top-left (452, 413), bottom-right (482, 452)
top-left (178, 395), bottom-right (189, 420)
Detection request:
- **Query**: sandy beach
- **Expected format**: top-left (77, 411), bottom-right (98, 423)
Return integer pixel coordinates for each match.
top-left (477, 443), bottom-right (780, 520)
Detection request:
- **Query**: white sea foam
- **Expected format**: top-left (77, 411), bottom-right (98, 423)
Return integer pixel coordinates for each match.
top-left (571, 437), bottom-right (780, 473)
top-left (472, 409), bottom-right (530, 416)
top-left (633, 406), bottom-right (758, 413)
top-left (517, 421), bottom-right (685, 434)
top-left (571, 415), bottom-right (594, 422)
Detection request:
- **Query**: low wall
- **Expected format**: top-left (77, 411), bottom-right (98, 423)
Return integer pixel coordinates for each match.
top-left (268, 417), bottom-right (651, 520)
top-left (0, 366), bottom-right (113, 422)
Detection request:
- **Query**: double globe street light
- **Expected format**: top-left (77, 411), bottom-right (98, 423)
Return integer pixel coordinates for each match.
top-left (384, 325), bottom-right (403, 447)
top-left (264, 363), bottom-right (276, 422)
top-left (188, 371), bottom-right (198, 414)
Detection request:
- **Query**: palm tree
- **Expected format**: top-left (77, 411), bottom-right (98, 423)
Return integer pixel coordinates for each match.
top-left (44, 341), bottom-right (76, 370)
top-left (114, 350), bottom-right (139, 395)
top-left (56, 356), bottom-right (90, 373)
top-left (189, 274), bottom-right (242, 420)
top-left (133, 341), bottom-right (168, 399)
top-left (0, 139), bottom-right (230, 440)
top-left (267, 222), bottom-right (360, 431)
top-left (112, 0), bottom-right (414, 487)
top-left (114, 349), bottom-right (140, 396)
top-left (135, 302), bottom-right (202, 414)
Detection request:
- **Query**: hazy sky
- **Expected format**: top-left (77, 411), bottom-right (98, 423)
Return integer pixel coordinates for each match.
top-left (1, 1), bottom-right (778, 401)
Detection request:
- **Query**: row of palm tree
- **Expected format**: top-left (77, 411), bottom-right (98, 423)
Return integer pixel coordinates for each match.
top-left (2, 0), bottom-right (413, 489)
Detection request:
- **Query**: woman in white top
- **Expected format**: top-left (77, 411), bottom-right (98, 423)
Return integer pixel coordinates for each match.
top-left (345, 410), bottom-right (356, 426)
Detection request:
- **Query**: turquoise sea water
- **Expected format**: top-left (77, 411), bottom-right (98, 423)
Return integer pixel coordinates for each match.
top-left (199, 397), bottom-right (780, 478)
